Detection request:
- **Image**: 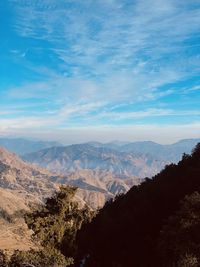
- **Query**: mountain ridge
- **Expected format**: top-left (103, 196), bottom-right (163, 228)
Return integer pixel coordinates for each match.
top-left (0, 137), bottom-right (62, 155)
top-left (23, 138), bottom-right (200, 178)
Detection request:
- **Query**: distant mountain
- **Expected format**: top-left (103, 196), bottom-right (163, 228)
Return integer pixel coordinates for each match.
top-left (23, 143), bottom-right (166, 178)
top-left (22, 139), bottom-right (200, 209)
top-left (103, 139), bottom-right (200, 161)
top-left (89, 139), bottom-right (200, 165)
top-left (23, 139), bottom-right (200, 179)
top-left (0, 137), bottom-right (62, 155)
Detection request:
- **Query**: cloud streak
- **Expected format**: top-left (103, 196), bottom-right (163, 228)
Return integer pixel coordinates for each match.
top-left (12, 0), bottom-right (200, 78)
top-left (1, 0), bottom-right (199, 142)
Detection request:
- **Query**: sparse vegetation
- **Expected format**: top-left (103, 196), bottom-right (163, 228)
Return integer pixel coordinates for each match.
top-left (0, 209), bottom-right (13, 223)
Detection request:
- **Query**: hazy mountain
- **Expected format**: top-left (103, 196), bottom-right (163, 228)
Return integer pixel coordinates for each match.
top-left (23, 144), bottom-right (165, 178)
top-left (103, 139), bottom-right (200, 159)
top-left (0, 137), bottom-right (62, 155)
top-left (23, 139), bottom-right (200, 179)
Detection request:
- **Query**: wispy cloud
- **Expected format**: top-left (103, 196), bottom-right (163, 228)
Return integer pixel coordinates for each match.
top-left (92, 108), bottom-right (200, 121)
top-left (12, 0), bottom-right (200, 78)
top-left (186, 85), bottom-right (200, 92)
top-left (1, 0), bottom-right (199, 142)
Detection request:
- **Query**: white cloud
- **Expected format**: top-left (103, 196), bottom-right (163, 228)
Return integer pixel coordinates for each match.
top-left (8, 0), bottom-right (199, 109)
top-left (0, 105), bottom-right (199, 134)
top-left (93, 108), bottom-right (200, 121)
top-left (12, 0), bottom-right (200, 78)
top-left (7, 66), bottom-right (181, 106)
top-left (3, 0), bottom-right (200, 142)
top-left (187, 85), bottom-right (200, 92)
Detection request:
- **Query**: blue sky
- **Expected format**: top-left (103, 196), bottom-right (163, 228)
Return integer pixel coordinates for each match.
top-left (0, 0), bottom-right (200, 144)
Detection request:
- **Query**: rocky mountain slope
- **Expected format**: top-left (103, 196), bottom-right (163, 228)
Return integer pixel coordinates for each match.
top-left (0, 149), bottom-right (91, 253)
top-left (0, 146), bottom-right (139, 252)
top-left (0, 146), bottom-right (135, 212)
top-left (0, 147), bottom-right (59, 252)
top-left (0, 146), bottom-right (58, 202)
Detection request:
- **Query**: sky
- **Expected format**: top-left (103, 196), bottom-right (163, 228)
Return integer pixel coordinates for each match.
top-left (0, 0), bottom-right (200, 144)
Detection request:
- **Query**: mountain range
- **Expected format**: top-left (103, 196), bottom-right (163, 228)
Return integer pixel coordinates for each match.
top-left (0, 137), bottom-right (199, 211)
top-left (0, 137), bottom-right (199, 253)
top-left (0, 137), bottom-right (61, 155)
top-left (0, 137), bottom-right (199, 206)
top-left (23, 138), bottom-right (200, 178)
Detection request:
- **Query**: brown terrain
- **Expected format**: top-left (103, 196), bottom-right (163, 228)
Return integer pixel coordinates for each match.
top-left (0, 146), bottom-right (138, 253)
top-left (0, 147), bottom-right (58, 252)
top-left (1, 138), bottom-right (198, 253)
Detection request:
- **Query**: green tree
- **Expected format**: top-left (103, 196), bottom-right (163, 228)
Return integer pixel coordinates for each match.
top-left (25, 185), bottom-right (93, 266)
top-left (9, 249), bottom-right (68, 267)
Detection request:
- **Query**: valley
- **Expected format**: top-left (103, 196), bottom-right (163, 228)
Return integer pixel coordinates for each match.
top-left (0, 137), bottom-right (199, 259)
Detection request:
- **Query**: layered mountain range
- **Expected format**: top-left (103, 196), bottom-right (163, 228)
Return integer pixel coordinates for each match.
top-left (23, 138), bottom-right (200, 178)
top-left (0, 137), bottom-right (61, 155)
top-left (0, 138), bottom-right (199, 213)
top-left (0, 138), bottom-right (199, 252)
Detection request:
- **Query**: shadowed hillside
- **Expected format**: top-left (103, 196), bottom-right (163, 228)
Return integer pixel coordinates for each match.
top-left (76, 143), bottom-right (200, 267)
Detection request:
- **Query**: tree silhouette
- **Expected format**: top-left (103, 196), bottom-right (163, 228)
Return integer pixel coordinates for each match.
top-left (76, 143), bottom-right (200, 267)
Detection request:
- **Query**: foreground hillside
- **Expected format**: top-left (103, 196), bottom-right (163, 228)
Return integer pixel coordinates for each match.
top-left (0, 146), bottom-right (117, 212)
top-left (76, 143), bottom-right (200, 267)
top-left (1, 144), bottom-right (200, 266)
top-left (0, 188), bottom-right (36, 252)
top-left (0, 146), bottom-right (58, 203)
top-left (0, 147), bottom-right (59, 252)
